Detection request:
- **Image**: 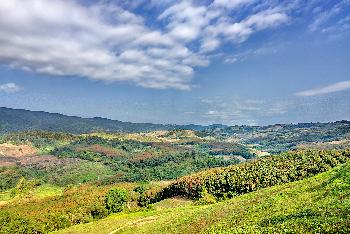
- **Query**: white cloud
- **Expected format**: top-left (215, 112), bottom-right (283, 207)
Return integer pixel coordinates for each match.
top-left (200, 37), bottom-right (221, 52)
top-left (158, 1), bottom-right (210, 43)
top-left (0, 0), bottom-right (198, 90)
top-left (0, 0), bottom-right (291, 90)
top-left (244, 10), bottom-right (289, 30)
top-left (212, 0), bottom-right (255, 9)
top-left (0, 83), bottom-right (22, 93)
top-left (199, 8), bottom-right (289, 50)
top-left (295, 81), bottom-right (350, 97)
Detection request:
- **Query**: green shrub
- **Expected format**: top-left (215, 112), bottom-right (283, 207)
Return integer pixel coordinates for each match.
top-left (105, 188), bottom-right (128, 213)
top-left (0, 168), bottom-right (22, 191)
top-left (133, 183), bottom-right (148, 194)
top-left (0, 212), bottom-right (44, 234)
top-left (43, 213), bottom-right (71, 232)
top-left (11, 177), bottom-right (41, 198)
top-left (90, 204), bottom-right (109, 220)
top-left (137, 193), bottom-right (154, 207)
top-left (195, 191), bottom-right (217, 205)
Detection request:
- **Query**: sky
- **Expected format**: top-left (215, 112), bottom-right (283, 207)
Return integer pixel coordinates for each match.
top-left (0, 0), bottom-right (349, 126)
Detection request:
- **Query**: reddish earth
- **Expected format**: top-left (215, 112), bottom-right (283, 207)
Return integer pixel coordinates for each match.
top-left (19, 156), bottom-right (82, 169)
top-left (131, 151), bottom-right (157, 162)
top-left (0, 143), bottom-right (37, 157)
top-left (76, 144), bottom-right (125, 157)
top-left (0, 156), bottom-right (17, 167)
top-left (0, 154), bottom-right (82, 168)
top-left (0, 143), bottom-right (81, 168)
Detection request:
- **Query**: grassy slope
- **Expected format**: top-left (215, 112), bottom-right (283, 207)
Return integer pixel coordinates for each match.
top-left (0, 184), bottom-right (63, 202)
top-left (56, 162), bottom-right (350, 234)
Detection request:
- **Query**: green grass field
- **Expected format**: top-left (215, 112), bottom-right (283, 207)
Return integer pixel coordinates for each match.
top-left (55, 162), bottom-right (350, 233)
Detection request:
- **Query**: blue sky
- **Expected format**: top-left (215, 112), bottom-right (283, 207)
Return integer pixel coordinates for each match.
top-left (0, 0), bottom-right (349, 125)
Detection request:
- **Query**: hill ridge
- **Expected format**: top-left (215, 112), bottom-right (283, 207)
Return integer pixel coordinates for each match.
top-left (1, 106), bottom-right (349, 135)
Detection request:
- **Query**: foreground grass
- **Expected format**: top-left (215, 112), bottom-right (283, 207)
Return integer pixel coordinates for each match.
top-left (56, 162), bottom-right (350, 234)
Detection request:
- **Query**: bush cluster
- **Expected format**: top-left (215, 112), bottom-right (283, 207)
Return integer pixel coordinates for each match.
top-left (0, 184), bottom-right (113, 233)
top-left (105, 188), bottom-right (128, 213)
top-left (158, 149), bottom-right (350, 200)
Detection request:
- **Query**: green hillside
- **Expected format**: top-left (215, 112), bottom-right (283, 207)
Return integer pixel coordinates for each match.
top-left (1, 107), bottom-right (349, 151)
top-left (0, 129), bottom-right (349, 233)
top-left (1, 148), bottom-right (349, 233)
top-left (0, 107), bottom-right (173, 134)
top-left (0, 107), bottom-right (210, 134)
top-left (56, 161), bottom-right (350, 234)
top-left (0, 130), bottom-right (242, 192)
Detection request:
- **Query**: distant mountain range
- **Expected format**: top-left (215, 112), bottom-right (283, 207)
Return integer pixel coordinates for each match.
top-left (0, 107), bottom-right (213, 134)
top-left (0, 107), bottom-right (349, 135)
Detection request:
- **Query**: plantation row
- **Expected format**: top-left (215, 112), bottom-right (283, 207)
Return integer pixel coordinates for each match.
top-left (157, 149), bottom-right (350, 200)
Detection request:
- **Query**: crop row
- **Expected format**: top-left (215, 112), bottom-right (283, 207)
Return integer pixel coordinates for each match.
top-left (158, 149), bottom-right (350, 200)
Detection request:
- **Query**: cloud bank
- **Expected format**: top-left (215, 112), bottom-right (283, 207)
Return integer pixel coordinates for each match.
top-left (0, 0), bottom-right (291, 90)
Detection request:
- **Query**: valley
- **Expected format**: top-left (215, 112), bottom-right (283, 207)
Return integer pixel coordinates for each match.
top-left (0, 109), bottom-right (349, 233)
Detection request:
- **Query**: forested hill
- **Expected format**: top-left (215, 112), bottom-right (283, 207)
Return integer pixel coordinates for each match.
top-left (0, 107), bottom-right (210, 134)
top-left (0, 107), bottom-right (349, 136)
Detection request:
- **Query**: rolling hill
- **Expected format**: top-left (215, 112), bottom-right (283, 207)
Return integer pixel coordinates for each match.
top-left (1, 148), bottom-right (349, 233)
top-left (0, 107), bottom-right (349, 233)
top-left (0, 107), bottom-right (174, 133)
top-left (55, 160), bottom-right (350, 234)
top-left (1, 107), bottom-right (350, 139)
top-left (0, 107), bottom-right (209, 134)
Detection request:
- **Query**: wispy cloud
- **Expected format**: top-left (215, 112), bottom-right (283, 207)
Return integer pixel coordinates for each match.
top-left (0, 83), bottom-right (22, 93)
top-left (0, 0), bottom-right (291, 90)
top-left (200, 96), bottom-right (288, 125)
top-left (295, 81), bottom-right (350, 97)
top-left (308, 0), bottom-right (350, 34)
top-left (223, 42), bottom-right (282, 64)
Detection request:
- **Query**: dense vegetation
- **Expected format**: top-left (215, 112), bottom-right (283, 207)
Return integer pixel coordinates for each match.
top-left (200, 120), bottom-right (350, 153)
top-left (52, 136), bottom-right (240, 182)
top-left (105, 188), bottom-right (128, 213)
top-left (0, 180), bottom-right (170, 233)
top-left (0, 183), bottom-right (114, 233)
top-left (0, 107), bottom-right (208, 134)
top-left (1, 107), bottom-right (349, 152)
top-left (0, 161), bottom-right (114, 191)
top-left (1, 149), bottom-right (349, 233)
top-left (158, 149), bottom-right (350, 200)
top-left (0, 130), bottom-right (242, 194)
top-left (56, 161), bottom-right (350, 234)
top-left (0, 118), bottom-right (349, 233)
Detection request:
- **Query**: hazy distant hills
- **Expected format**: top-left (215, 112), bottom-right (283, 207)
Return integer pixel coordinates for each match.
top-left (0, 107), bottom-right (210, 134)
top-left (0, 107), bottom-right (349, 136)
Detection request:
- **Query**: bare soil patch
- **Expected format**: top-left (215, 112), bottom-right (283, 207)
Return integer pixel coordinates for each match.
top-left (0, 143), bottom-right (37, 157)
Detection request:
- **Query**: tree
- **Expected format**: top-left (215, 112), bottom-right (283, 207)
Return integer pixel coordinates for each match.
top-left (104, 188), bottom-right (128, 213)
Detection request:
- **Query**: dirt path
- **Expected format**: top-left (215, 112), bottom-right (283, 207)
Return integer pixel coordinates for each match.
top-left (108, 216), bottom-right (158, 234)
